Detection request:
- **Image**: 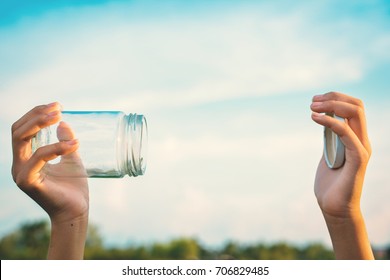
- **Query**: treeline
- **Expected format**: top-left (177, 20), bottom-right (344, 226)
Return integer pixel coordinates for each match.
top-left (0, 220), bottom-right (388, 260)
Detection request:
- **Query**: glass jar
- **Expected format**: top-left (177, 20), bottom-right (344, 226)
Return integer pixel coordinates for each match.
top-left (32, 111), bottom-right (147, 178)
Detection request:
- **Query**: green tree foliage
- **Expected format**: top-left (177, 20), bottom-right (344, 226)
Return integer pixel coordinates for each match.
top-left (83, 223), bottom-right (105, 259)
top-left (2, 219), bottom-right (386, 260)
top-left (219, 241), bottom-right (335, 260)
top-left (0, 220), bottom-right (49, 259)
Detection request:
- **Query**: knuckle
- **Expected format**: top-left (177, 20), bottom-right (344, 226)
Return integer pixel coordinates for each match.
top-left (33, 104), bottom-right (49, 114)
top-left (11, 122), bottom-right (18, 133)
top-left (34, 146), bottom-right (54, 160)
top-left (359, 149), bottom-right (370, 163)
top-left (326, 100), bottom-right (337, 110)
top-left (12, 169), bottom-right (42, 194)
top-left (35, 114), bottom-right (50, 127)
top-left (324, 91), bottom-right (338, 99)
top-left (355, 105), bottom-right (365, 118)
top-left (13, 173), bottom-right (30, 188)
top-left (330, 121), bottom-right (348, 136)
top-left (11, 129), bottom-right (20, 141)
top-left (355, 98), bottom-right (364, 109)
top-left (11, 123), bottom-right (25, 141)
top-left (34, 142), bottom-right (65, 160)
top-left (11, 166), bottom-right (26, 187)
top-left (11, 130), bottom-right (27, 144)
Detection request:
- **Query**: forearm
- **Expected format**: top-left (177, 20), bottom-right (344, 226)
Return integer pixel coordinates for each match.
top-left (323, 211), bottom-right (374, 260)
top-left (47, 213), bottom-right (89, 260)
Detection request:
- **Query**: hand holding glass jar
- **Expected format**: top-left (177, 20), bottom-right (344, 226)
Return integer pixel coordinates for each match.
top-left (11, 102), bottom-right (148, 259)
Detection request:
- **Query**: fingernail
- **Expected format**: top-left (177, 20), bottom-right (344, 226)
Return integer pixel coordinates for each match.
top-left (46, 110), bottom-right (61, 119)
top-left (312, 94), bottom-right (323, 101)
top-left (311, 101), bottom-right (323, 108)
top-left (47, 102), bottom-right (58, 107)
top-left (47, 102), bottom-right (63, 111)
top-left (311, 112), bottom-right (322, 118)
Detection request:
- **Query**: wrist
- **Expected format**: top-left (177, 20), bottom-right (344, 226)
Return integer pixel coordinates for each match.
top-left (50, 208), bottom-right (89, 226)
top-left (48, 211), bottom-right (89, 260)
top-left (322, 209), bottom-right (374, 259)
top-left (321, 206), bottom-right (363, 223)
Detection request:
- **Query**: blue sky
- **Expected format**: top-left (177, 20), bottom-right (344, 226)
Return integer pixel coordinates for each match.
top-left (1, 0), bottom-right (390, 247)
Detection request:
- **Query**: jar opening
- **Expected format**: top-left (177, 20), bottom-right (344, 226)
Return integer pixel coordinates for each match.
top-left (125, 114), bottom-right (148, 176)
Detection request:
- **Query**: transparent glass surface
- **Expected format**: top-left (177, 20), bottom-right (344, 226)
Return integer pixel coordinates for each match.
top-left (32, 111), bottom-right (147, 178)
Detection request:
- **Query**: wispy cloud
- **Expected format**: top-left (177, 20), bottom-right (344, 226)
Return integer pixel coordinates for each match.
top-left (1, 1), bottom-right (389, 116)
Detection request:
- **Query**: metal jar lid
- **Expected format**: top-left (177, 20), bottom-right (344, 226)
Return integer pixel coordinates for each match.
top-left (324, 114), bottom-right (345, 169)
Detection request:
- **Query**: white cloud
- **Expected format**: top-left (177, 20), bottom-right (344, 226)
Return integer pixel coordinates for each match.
top-left (1, 1), bottom-right (388, 118)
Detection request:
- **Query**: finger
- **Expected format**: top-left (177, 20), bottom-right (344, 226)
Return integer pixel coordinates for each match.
top-left (310, 99), bottom-right (362, 118)
top-left (14, 140), bottom-right (79, 189)
top-left (12, 102), bottom-right (62, 163)
top-left (311, 112), bottom-right (369, 164)
top-left (12, 102), bottom-right (62, 132)
top-left (311, 99), bottom-right (370, 152)
top-left (312, 92), bottom-right (363, 107)
top-left (12, 110), bottom-right (61, 143)
top-left (56, 121), bottom-right (76, 141)
top-left (12, 110), bottom-right (62, 167)
top-left (56, 121), bottom-right (82, 162)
